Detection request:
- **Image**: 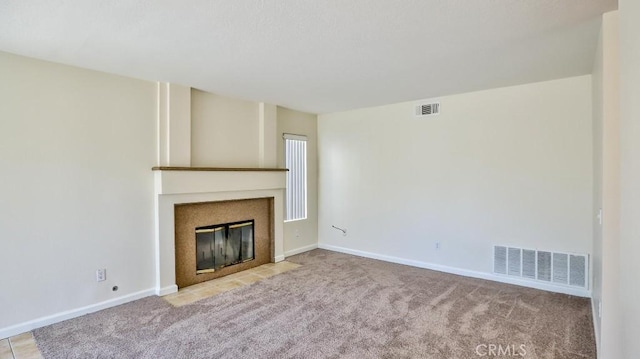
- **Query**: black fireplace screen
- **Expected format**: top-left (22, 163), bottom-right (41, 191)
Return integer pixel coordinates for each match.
top-left (195, 220), bottom-right (254, 274)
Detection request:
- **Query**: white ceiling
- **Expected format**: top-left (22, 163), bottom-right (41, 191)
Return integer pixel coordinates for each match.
top-left (0, 0), bottom-right (617, 114)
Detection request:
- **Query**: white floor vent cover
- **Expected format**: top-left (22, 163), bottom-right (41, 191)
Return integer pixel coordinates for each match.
top-left (494, 246), bottom-right (588, 289)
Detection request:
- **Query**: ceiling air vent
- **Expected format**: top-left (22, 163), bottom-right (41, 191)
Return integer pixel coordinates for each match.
top-left (415, 102), bottom-right (440, 117)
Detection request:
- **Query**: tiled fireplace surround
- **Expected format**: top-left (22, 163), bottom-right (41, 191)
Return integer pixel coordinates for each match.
top-left (153, 168), bottom-right (287, 296)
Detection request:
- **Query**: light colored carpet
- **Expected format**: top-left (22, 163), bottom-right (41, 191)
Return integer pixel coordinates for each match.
top-left (33, 249), bottom-right (595, 358)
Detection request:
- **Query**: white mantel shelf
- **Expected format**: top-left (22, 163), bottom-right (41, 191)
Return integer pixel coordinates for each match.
top-left (153, 167), bottom-right (287, 196)
top-left (152, 166), bottom-right (288, 172)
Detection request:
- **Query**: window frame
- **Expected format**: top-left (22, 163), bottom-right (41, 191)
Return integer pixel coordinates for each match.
top-left (283, 133), bottom-right (308, 222)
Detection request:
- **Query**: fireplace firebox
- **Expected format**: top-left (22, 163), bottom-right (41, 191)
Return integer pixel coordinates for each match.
top-left (174, 198), bottom-right (272, 288)
top-left (195, 220), bottom-right (255, 274)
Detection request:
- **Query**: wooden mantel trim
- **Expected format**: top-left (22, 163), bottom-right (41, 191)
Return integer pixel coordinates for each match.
top-left (152, 166), bottom-right (288, 172)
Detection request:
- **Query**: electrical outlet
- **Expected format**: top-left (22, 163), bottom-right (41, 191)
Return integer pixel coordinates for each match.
top-left (597, 209), bottom-right (603, 225)
top-left (96, 269), bottom-right (106, 282)
top-left (295, 229), bottom-right (300, 238)
top-left (435, 241), bottom-right (441, 250)
top-left (598, 301), bottom-right (602, 318)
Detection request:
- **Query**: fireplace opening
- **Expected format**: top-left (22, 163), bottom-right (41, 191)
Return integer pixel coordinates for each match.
top-left (195, 220), bottom-right (254, 274)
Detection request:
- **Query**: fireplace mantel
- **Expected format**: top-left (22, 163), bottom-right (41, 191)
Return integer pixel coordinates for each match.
top-left (152, 166), bottom-right (288, 172)
top-left (153, 166), bottom-right (287, 296)
top-left (154, 167), bottom-right (287, 196)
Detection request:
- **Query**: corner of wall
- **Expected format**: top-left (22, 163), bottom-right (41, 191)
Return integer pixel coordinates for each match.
top-left (276, 106), bottom-right (319, 255)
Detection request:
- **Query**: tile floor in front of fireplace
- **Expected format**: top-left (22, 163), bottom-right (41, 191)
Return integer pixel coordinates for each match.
top-left (163, 260), bottom-right (301, 307)
top-left (1, 260), bottom-right (301, 359)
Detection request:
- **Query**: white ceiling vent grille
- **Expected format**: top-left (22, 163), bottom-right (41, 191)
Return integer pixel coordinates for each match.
top-left (415, 102), bottom-right (440, 117)
top-left (493, 246), bottom-right (588, 289)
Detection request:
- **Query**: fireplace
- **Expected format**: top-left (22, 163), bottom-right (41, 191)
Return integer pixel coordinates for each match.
top-left (196, 220), bottom-right (255, 274)
top-left (153, 167), bottom-right (286, 295)
top-left (174, 198), bottom-right (273, 288)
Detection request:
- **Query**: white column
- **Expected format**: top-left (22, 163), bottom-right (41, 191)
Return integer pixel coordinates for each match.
top-left (599, 11), bottom-right (621, 359)
top-left (157, 83), bottom-right (191, 166)
top-left (258, 103), bottom-right (277, 168)
top-left (619, 1), bottom-right (640, 357)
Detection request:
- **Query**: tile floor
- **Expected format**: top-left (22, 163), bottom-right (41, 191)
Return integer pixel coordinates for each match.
top-left (1, 333), bottom-right (41, 359)
top-left (163, 261), bottom-right (301, 307)
top-left (1, 260), bottom-right (301, 359)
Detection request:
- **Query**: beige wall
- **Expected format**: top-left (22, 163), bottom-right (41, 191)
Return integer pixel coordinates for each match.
top-left (277, 107), bottom-right (319, 255)
top-left (0, 51), bottom-right (157, 334)
top-left (190, 92), bottom-right (313, 254)
top-left (591, 10), bottom-right (621, 359)
top-left (0, 53), bottom-right (309, 336)
top-left (318, 76), bottom-right (593, 291)
top-left (191, 90), bottom-right (260, 167)
top-left (619, 1), bottom-right (640, 357)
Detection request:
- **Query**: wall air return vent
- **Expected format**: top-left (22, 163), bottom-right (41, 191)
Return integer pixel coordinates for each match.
top-left (507, 248), bottom-right (522, 276)
top-left (522, 249), bottom-right (536, 279)
top-left (415, 102), bottom-right (440, 117)
top-left (553, 253), bottom-right (569, 284)
top-left (493, 246), bottom-right (588, 289)
top-left (569, 255), bottom-right (586, 287)
top-left (537, 251), bottom-right (552, 282)
top-left (494, 246), bottom-right (507, 274)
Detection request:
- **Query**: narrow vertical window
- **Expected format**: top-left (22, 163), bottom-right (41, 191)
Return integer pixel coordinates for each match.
top-left (284, 134), bottom-right (307, 221)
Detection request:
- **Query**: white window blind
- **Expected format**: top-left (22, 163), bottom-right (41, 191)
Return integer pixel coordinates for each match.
top-left (284, 134), bottom-right (307, 221)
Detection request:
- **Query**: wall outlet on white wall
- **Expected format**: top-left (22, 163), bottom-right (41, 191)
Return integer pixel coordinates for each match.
top-left (597, 208), bottom-right (603, 225)
top-left (598, 301), bottom-right (602, 318)
top-left (96, 269), bottom-right (106, 282)
top-left (295, 229), bottom-right (300, 238)
top-left (435, 241), bottom-right (441, 250)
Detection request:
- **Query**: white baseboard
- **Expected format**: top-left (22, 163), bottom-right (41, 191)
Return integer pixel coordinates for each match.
top-left (274, 254), bottom-right (286, 262)
top-left (0, 288), bottom-right (155, 340)
top-left (591, 298), bottom-right (601, 358)
top-left (318, 243), bottom-right (591, 298)
top-left (284, 243), bottom-right (318, 257)
top-left (157, 285), bottom-right (178, 296)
